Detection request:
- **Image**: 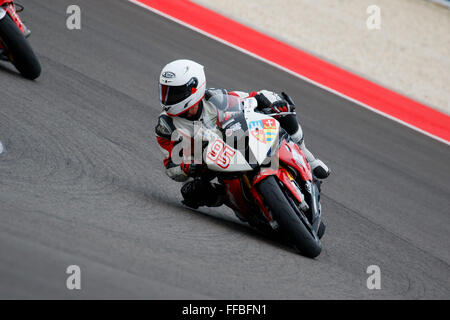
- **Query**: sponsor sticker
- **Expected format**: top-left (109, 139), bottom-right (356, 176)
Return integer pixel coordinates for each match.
top-left (248, 119), bottom-right (277, 143)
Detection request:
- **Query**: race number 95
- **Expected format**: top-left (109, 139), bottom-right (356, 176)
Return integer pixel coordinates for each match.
top-left (207, 140), bottom-right (235, 169)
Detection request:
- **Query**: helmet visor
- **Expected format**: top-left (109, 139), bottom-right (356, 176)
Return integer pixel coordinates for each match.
top-left (159, 78), bottom-right (198, 106)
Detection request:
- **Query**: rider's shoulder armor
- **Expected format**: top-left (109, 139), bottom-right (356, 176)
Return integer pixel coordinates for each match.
top-left (155, 114), bottom-right (176, 139)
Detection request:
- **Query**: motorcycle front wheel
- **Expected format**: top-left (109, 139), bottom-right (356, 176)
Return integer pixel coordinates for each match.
top-left (257, 175), bottom-right (322, 258)
top-left (0, 14), bottom-right (41, 79)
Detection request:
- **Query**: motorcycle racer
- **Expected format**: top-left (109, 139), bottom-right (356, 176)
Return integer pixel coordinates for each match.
top-left (155, 59), bottom-right (330, 209)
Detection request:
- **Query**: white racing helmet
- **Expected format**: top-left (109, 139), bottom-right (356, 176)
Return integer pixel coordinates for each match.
top-left (159, 59), bottom-right (206, 116)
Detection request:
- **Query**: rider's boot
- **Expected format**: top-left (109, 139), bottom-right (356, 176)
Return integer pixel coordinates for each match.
top-left (181, 179), bottom-right (226, 209)
top-left (301, 142), bottom-right (330, 180)
top-left (289, 125), bottom-right (330, 180)
top-left (276, 114), bottom-right (330, 179)
top-left (12, 2), bottom-right (31, 37)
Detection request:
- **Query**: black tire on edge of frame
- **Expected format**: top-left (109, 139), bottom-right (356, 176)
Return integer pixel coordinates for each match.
top-left (0, 14), bottom-right (41, 80)
top-left (257, 175), bottom-right (322, 258)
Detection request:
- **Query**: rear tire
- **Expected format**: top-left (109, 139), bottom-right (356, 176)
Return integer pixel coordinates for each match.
top-left (257, 176), bottom-right (322, 258)
top-left (0, 14), bottom-right (41, 79)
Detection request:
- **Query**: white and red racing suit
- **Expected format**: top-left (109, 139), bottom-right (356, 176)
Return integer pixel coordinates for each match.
top-left (155, 88), bottom-right (328, 183)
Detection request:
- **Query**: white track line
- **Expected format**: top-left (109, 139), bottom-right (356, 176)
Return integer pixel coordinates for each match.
top-left (128, 0), bottom-right (449, 147)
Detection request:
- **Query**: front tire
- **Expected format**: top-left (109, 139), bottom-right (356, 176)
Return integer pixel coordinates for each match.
top-left (0, 14), bottom-right (41, 79)
top-left (257, 176), bottom-right (322, 258)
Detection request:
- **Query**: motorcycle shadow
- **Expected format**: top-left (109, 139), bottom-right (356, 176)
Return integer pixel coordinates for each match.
top-left (180, 203), bottom-right (299, 254)
top-left (117, 181), bottom-right (299, 254)
top-left (0, 61), bottom-right (23, 78)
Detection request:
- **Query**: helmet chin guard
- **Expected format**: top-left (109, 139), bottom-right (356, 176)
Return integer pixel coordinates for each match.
top-left (159, 59), bottom-right (206, 116)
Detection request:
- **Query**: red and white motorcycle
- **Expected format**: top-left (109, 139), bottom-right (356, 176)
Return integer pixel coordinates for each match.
top-left (0, 0), bottom-right (41, 79)
top-left (195, 93), bottom-right (326, 258)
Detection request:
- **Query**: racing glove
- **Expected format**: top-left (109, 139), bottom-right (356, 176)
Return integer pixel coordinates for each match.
top-left (254, 90), bottom-right (293, 114)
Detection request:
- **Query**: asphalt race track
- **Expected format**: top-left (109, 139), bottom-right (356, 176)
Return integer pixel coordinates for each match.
top-left (0, 0), bottom-right (449, 299)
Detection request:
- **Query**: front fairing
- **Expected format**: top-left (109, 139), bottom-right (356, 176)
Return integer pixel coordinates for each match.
top-left (278, 140), bottom-right (313, 182)
top-left (203, 93), bottom-right (280, 172)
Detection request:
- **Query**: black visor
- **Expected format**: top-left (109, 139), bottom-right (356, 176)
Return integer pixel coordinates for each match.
top-left (159, 77), bottom-right (198, 106)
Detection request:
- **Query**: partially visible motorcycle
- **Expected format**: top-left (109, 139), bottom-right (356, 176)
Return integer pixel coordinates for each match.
top-left (0, 1), bottom-right (40, 79)
top-left (191, 93), bottom-right (326, 258)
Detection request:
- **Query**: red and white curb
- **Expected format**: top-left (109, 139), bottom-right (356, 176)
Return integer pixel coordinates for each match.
top-left (129, 0), bottom-right (450, 146)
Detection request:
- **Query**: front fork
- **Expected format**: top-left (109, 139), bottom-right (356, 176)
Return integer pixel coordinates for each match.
top-left (308, 179), bottom-right (322, 232)
top-left (250, 168), bottom-right (322, 233)
top-left (1, 2), bottom-right (27, 36)
top-left (0, 2), bottom-right (28, 59)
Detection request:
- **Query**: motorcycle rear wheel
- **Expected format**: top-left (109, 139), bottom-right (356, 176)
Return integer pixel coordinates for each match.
top-left (257, 176), bottom-right (322, 258)
top-left (0, 14), bottom-right (41, 79)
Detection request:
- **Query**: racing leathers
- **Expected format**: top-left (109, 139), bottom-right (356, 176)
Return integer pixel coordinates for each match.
top-left (155, 89), bottom-right (330, 209)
